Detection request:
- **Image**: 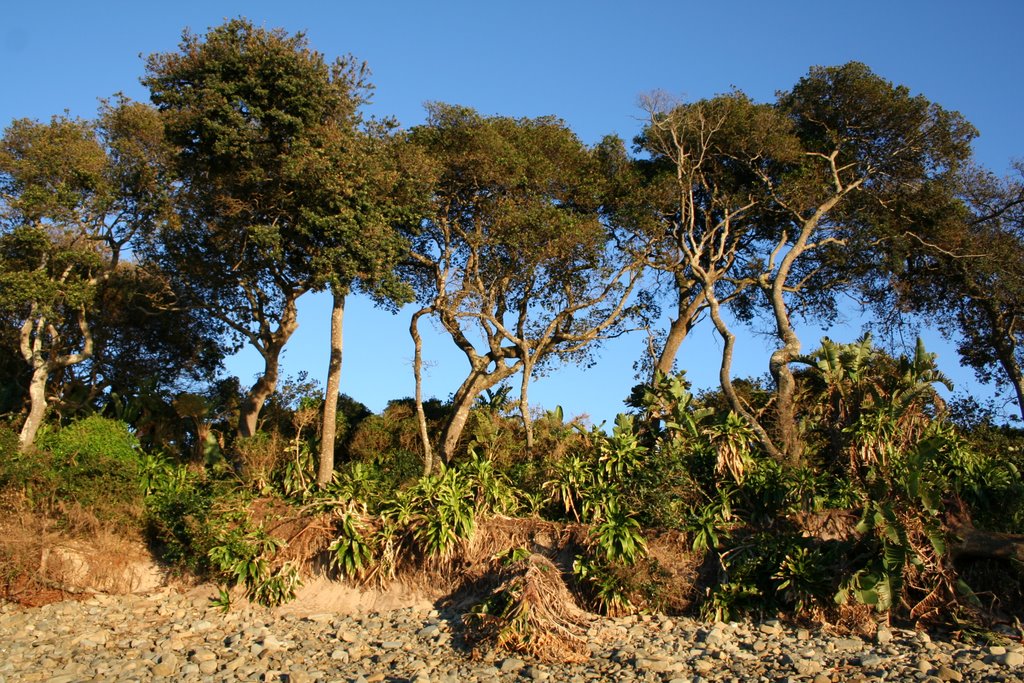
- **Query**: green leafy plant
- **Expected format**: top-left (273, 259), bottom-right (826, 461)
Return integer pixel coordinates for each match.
top-left (702, 582), bottom-right (762, 622)
top-left (590, 496), bottom-right (647, 565)
top-left (381, 466), bottom-right (475, 558)
top-left (459, 449), bottom-right (522, 515)
top-left (773, 546), bottom-right (831, 613)
top-left (686, 490), bottom-right (733, 553)
top-left (328, 509), bottom-right (373, 580)
top-left (209, 586), bottom-right (232, 612)
top-left (571, 554), bottom-right (633, 616)
top-left (250, 562), bottom-right (302, 606)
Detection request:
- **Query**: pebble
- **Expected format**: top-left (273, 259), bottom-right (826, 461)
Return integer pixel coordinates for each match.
top-left (1, 587), bottom-right (1022, 683)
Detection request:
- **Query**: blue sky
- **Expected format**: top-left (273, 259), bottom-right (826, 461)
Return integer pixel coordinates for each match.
top-left (4, 1), bottom-right (1023, 425)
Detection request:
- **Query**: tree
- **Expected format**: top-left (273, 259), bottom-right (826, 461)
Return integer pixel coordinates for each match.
top-left (405, 105), bottom-right (646, 469)
top-left (627, 92), bottom-right (797, 456)
top-left (884, 164), bottom-right (1024, 420)
top-left (0, 99), bottom-right (170, 450)
top-left (144, 19), bottom-right (413, 463)
top-left (743, 63), bottom-right (975, 463)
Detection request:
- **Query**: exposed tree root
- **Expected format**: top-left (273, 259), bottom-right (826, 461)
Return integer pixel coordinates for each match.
top-left (464, 553), bottom-right (597, 663)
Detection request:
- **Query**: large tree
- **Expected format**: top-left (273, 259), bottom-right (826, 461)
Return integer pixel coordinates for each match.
top-left (144, 19), bottom-right (412, 452)
top-left (405, 105), bottom-right (646, 469)
top-left (626, 92), bottom-right (798, 455)
top-left (0, 100), bottom-right (170, 450)
top-left (742, 63), bottom-right (975, 463)
top-left (882, 165), bottom-right (1024, 420)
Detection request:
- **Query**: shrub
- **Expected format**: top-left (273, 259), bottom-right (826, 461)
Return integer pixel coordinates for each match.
top-left (34, 415), bottom-right (144, 529)
top-left (144, 461), bottom-right (247, 573)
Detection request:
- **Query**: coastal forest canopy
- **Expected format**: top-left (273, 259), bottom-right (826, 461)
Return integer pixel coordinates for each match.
top-left (2, 18), bottom-right (1024, 635)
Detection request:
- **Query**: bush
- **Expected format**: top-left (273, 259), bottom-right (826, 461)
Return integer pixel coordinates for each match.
top-left (30, 415), bottom-right (144, 529)
top-left (0, 424), bottom-right (36, 491)
top-left (144, 461), bottom-right (247, 573)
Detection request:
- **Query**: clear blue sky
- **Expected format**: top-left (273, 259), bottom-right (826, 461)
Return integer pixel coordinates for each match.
top-left (4, 1), bottom-right (1022, 425)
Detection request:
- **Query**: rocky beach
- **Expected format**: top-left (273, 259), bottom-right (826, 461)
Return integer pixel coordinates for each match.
top-left (1, 583), bottom-right (1022, 683)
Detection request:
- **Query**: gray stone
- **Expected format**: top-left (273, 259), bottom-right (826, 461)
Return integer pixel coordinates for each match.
top-left (833, 637), bottom-right (865, 652)
top-left (999, 651), bottom-right (1024, 667)
top-left (151, 652), bottom-right (179, 677)
top-left (860, 654), bottom-right (884, 667)
top-left (525, 665), bottom-right (549, 681)
top-left (693, 659), bottom-right (715, 674)
top-left (499, 657), bottom-right (525, 673)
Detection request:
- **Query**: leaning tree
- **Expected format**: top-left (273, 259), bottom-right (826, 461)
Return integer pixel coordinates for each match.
top-left (0, 99), bottom-right (171, 450)
top-left (405, 104), bottom-right (647, 470)
top-left (742, 62), bottom-right (976, 463)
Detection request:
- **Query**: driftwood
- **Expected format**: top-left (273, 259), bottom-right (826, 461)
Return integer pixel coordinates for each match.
top-left (793, 510), bottom-right (1024, 564)
top-left (951, 527), bottom-right (1024, 564)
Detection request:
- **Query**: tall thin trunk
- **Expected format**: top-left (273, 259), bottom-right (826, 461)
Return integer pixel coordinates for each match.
top-left (440, 364), bottom-right (517, 464)
top-left (992, 335), bottom-right (1024, 423)
top-left (18, 307), bottom-right (93, 452)
top-left (766, 226), bottom-right (813, 465)
top-left (706, 289), bottom-right (782, 461)
top-left (19, 364), bottom-right (49, 452)
top-left (520, 357), bottom-right (535, 452)
top-left (318, 289), bottom-right (345, 487)
top-left (411, 308), bottom-right (434, 475)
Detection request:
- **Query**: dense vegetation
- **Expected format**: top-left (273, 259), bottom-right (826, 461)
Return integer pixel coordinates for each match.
top-left (2, 18), bottom-right (1024, 646)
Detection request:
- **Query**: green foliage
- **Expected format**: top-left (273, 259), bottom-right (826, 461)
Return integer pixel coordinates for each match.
top-left (381, 466), bottom-right (475, 558)
top-left (328, 509), bottom-right (373, 580)
top-left (207, 524), bottom-right (302, 607)
top-left (25, 416), bottom-right (145, 528)
top-left (686, 493), bottom-right (733, 553)
top-left (571, 554), bottom-right (633, 616)
top-left (702, 582), bottom-right (763, 623)
top-left (703, 531), bottom-right (836, 620)
top-left (0, 424), bottom-right (34, 489)
top-left (835, 428), bottom-right (953, 615)
top-left (143, 461), bottom-right (247, 573)
top-left (773, 546), bottom-right (832, 614)
top-left (943, 418), bottom-right (1024, 533)
top-left (589, 497), bottom-right (646, 565)
top-left (459, 449), bottom-right (522, 516)
top-left (209, 586), bottom-right (232, 612)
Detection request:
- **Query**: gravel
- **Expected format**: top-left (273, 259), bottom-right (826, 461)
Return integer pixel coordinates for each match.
top-left (1, 587), bottom-right (1022, 682)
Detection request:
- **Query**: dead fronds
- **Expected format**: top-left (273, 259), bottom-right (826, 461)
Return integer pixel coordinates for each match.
top-left (465, 552), bottom-right (596, 663)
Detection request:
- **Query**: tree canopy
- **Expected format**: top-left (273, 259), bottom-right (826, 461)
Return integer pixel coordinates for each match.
top-left (143, 19), bottom-right (414, 439)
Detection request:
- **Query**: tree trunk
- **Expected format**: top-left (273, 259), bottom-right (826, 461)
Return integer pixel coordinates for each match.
top-left (990, 328), bottom-right (1024, 422)
top-left (655, 286), bottom-right (706, 376)
top-left (317, 289), bottom-right (345, 487)
top-left (237, 298), bottom-right (300, 438)
top-left (953, 527), bottom-right (1024, 564)
top-left (706, 289), bottom-right (783, 461)
top-left (19, 363), bottom-right (49, 452)
top-left (18, 307), bottom-right (94, 452)
top-left (766, 228), bottom-right (813, 466)
top-left (440, 364), bottom-right (516, 464)
top-left (411, 308), bottom-right (435, 475)
top-left (520, 357), bottom-right (535, 452)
